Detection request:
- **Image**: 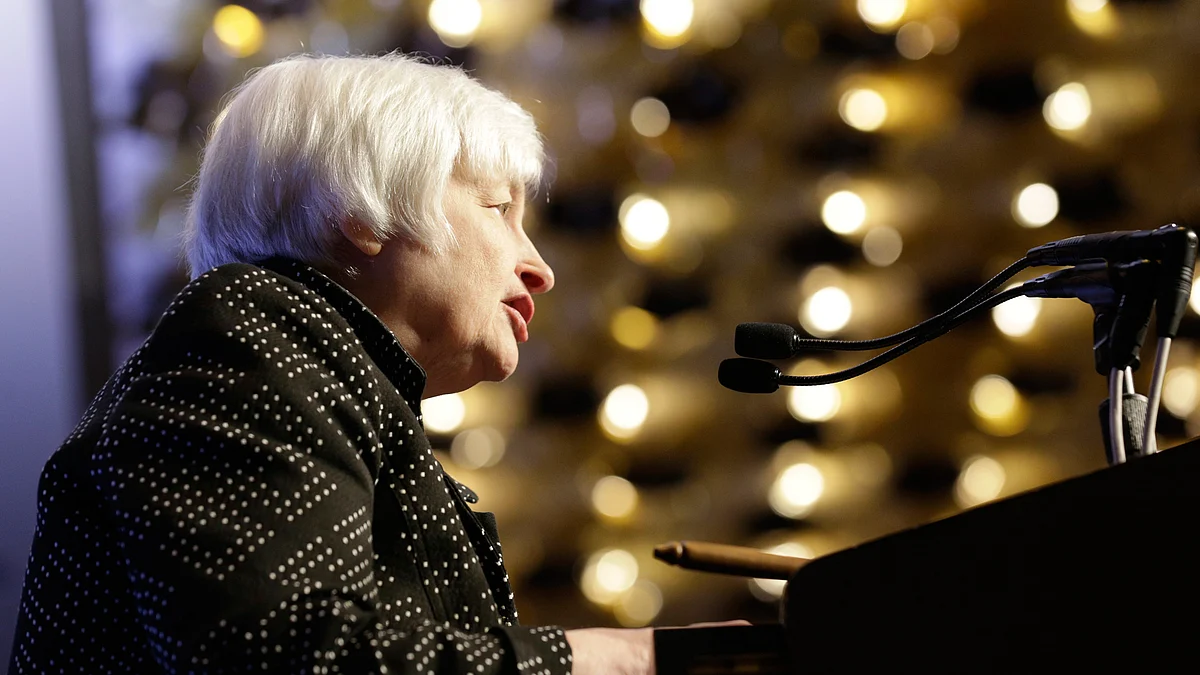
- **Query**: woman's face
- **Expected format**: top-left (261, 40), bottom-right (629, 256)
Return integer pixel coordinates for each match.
top-left (341, 176), bottom-right (555, 398)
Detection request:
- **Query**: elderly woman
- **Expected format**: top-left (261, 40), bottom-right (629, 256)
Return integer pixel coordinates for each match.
top-left (10, 54), bottom-right (659, 674)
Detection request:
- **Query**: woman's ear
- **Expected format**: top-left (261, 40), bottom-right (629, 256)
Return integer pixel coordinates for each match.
top-left (338, 218), bottom-right (383, 257)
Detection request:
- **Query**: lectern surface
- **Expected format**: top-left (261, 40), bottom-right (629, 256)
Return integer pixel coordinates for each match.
top-left (784, 439), bottom-right (1200, 672)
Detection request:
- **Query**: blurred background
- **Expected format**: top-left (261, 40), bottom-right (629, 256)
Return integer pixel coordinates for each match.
top-left (6, 0), bottom-right (1200, 665)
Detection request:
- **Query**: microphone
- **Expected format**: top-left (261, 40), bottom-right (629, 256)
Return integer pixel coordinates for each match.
top-left (735, 323), bottom-right (799, 360)
top-left (718, 358), bottom-right (782, 394)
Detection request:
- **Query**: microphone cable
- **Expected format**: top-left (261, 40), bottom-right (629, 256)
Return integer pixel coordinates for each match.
top-left (721, 284), bottom-right (1028, 392)
top-left (737, 257), bottom-right (1033, 358)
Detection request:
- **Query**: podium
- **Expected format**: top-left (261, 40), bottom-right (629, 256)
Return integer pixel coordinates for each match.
top-left (656, 438), bottom-right (1200, 673)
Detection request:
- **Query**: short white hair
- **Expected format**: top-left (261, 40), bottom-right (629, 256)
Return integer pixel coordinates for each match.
top-left (183, 53), bottom-right (544, 277)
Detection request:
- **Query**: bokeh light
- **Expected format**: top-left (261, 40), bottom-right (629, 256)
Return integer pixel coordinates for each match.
top-left (992, 293), bottom-right (1043, 337)
top-left (1163, 367), bottom-right (1200, 418)
top-left (896, 22), bottom-right (935, 60)
top-left (821, 190), bottom-right (868, 234)
top-left (787, 384), bottom-right (842, 423)
top-left (954, 455), bottom-right (1007, 507)
top-left (620, 194), bottom-right (670, 251)
top-left (801, 286), bottom-right (853, 336)
top-left (969, 375), bottom-right (1029, 436)
top-left (428, 0), bottom-right (483, 47)
top-left (768, 463), bottom-right (826, 519)
top-left (591, 475), bottom-right (639, 520)
top-left (857, 0), bottom-right (907, 31)
top-left (449, 426), bottom-right (506, 469)
top-left (1067, 0), bottom-right (1118, 36)
top-left (1013, 183), bottom-right (1059, 228)
top-left (1189, 278), bottom-right (1200, 315)
top-left (581, 548), bottom-right (639, 605)
top-left (212, 5), bottom-right (264, 58)
top-left (614, 580), bottom-right (663, 627)
top-left (631, 97), bottom-right (671, 138)
top-left (838, 88), bottom-right (889, 132)
top-left (641, 0), bottom-right (694, 40)
top-left (610, 306), bottom-right (659, 350)
top-left (1044, 82), bottom-right (1092, 131)
top-left (862, 227), bottom-right (903, 266)
top-left (424, 393), bottom-right (467, 434)
top-left (600, 384), bottom-right (650, 440)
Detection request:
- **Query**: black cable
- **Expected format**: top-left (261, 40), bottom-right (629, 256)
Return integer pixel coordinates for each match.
top-left (778, 285), bottom-right (1027, 386)
top-left (793, 257), bottom-right (1033, 352)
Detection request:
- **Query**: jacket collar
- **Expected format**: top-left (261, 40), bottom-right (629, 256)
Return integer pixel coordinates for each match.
top-left (255, 257), bottom-right (427, 416)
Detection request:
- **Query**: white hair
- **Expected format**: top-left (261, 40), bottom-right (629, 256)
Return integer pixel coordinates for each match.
top-left (183, 53), bottom-right (544, 277)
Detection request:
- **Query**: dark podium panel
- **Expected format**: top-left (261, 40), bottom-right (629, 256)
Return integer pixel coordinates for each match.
top-left (783, 439), bottom-right (1200, 672)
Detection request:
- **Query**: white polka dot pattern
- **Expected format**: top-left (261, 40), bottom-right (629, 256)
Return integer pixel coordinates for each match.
top-left (9, 259), bottom-right (572, 675)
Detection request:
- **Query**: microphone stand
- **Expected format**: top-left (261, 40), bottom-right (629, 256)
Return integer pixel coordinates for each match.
top-left (1085, 261), bottom-right (1157, 465)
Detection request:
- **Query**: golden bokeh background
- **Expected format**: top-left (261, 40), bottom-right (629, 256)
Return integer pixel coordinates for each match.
top-left (67, 0), bottom-right (1200, 630)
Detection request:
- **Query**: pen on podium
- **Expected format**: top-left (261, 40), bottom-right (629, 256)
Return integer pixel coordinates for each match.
top-left (653, 540), bottom-right (810, 580)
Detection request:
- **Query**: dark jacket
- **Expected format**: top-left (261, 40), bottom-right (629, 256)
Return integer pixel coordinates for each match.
top-left (9, 258), bottom-right (571, 674)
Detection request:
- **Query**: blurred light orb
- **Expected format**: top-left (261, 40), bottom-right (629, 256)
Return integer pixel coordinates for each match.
top-left (749, 542), bottom-right (814, 600)
top-left (928, 17), bottom-right (961, 54)
top-left (581, 548), bottom-right (640, 605)
top-left (592, 475), bottom-right (639, 520)
top-left (993, 294), bottom-right (1043, 337)
top-left (212, 5), bottom-right (265, 58)
top-left (857, 0), bottom-right (907, 31)
top-left (862, 227), bottom-right (903, 266)
top-left (970, 375), bottom-right (1020, 421)
top-left (838, 88), bottom-right (888, 132)
top-left (1163, 367), bottom-right (1200, 418)
top-left (1044, 82), bottom-right (1092, 131)
top-left (801, 286), bottom-right (853, 336)
top-left (450, 426), bottom-right (506, 469)
top-left (787, 384), bottom-right (842, 423)
top-left (821, 190), bottom-right (868, 234)
top-left (620, 194), bottom-right (671, 251)
top-left (955, 455), bottom-right (1007, 507)
top-left (1013, 183), bottom-right (1059, 228)
top-left (615, 580), bottom-right (663, 627)
top-left (429, 0), bottom-right (482, 46)
top-left (424, 393), bottom-right (466, 433)
top-left (769, 463), bottom-right (826, 518)
top-left (1070, 0), bottom-right (1109, 12)
top-left (600, 384), bottom-right (650, 440)
top-left (631, 97), bottom-right (671, 138)
top-left (896, 22), bottom-right (935, 60)
top-left (641, 0), bottom-right (695, 38)
top-left (611, 306), bottom-right (660, 350)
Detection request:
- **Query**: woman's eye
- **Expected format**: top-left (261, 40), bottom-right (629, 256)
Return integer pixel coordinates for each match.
top-left (492, 203), bottom-right (512, 217)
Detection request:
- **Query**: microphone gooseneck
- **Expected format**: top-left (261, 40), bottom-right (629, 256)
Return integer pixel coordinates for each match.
top-left (721, 286), bottom-right (1026, 392)
top-left (734, 257), bottom-right (1034, 357)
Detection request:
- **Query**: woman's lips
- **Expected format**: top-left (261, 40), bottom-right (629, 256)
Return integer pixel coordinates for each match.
top-left (504, 303), bottom-right (529, 343)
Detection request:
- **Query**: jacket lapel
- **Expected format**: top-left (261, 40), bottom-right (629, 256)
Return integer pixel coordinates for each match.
top-left (442, 472), bottom-right (519, 625)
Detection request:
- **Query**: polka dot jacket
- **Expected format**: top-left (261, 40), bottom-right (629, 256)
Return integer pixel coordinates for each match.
top-left (9, 258), bottom-right (573, 675)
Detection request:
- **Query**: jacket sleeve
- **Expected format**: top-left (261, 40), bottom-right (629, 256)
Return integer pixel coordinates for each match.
top-left (91, 267), bottom-right (573, 674)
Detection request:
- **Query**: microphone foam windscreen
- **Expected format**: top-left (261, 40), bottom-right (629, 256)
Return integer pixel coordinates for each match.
top-left (718, 358), bottom-right (780, 394)
top-left (735, 322), bottom-right (796, 359)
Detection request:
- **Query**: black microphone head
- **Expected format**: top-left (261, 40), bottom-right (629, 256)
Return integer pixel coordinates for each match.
top-left (718, 358), bottom-right (781, 394)
top-left (735, 323), bottom-right (798, 359)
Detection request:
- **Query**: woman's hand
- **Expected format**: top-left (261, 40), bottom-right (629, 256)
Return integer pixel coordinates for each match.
top-left (564, 621), bottom-right (751, 675)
